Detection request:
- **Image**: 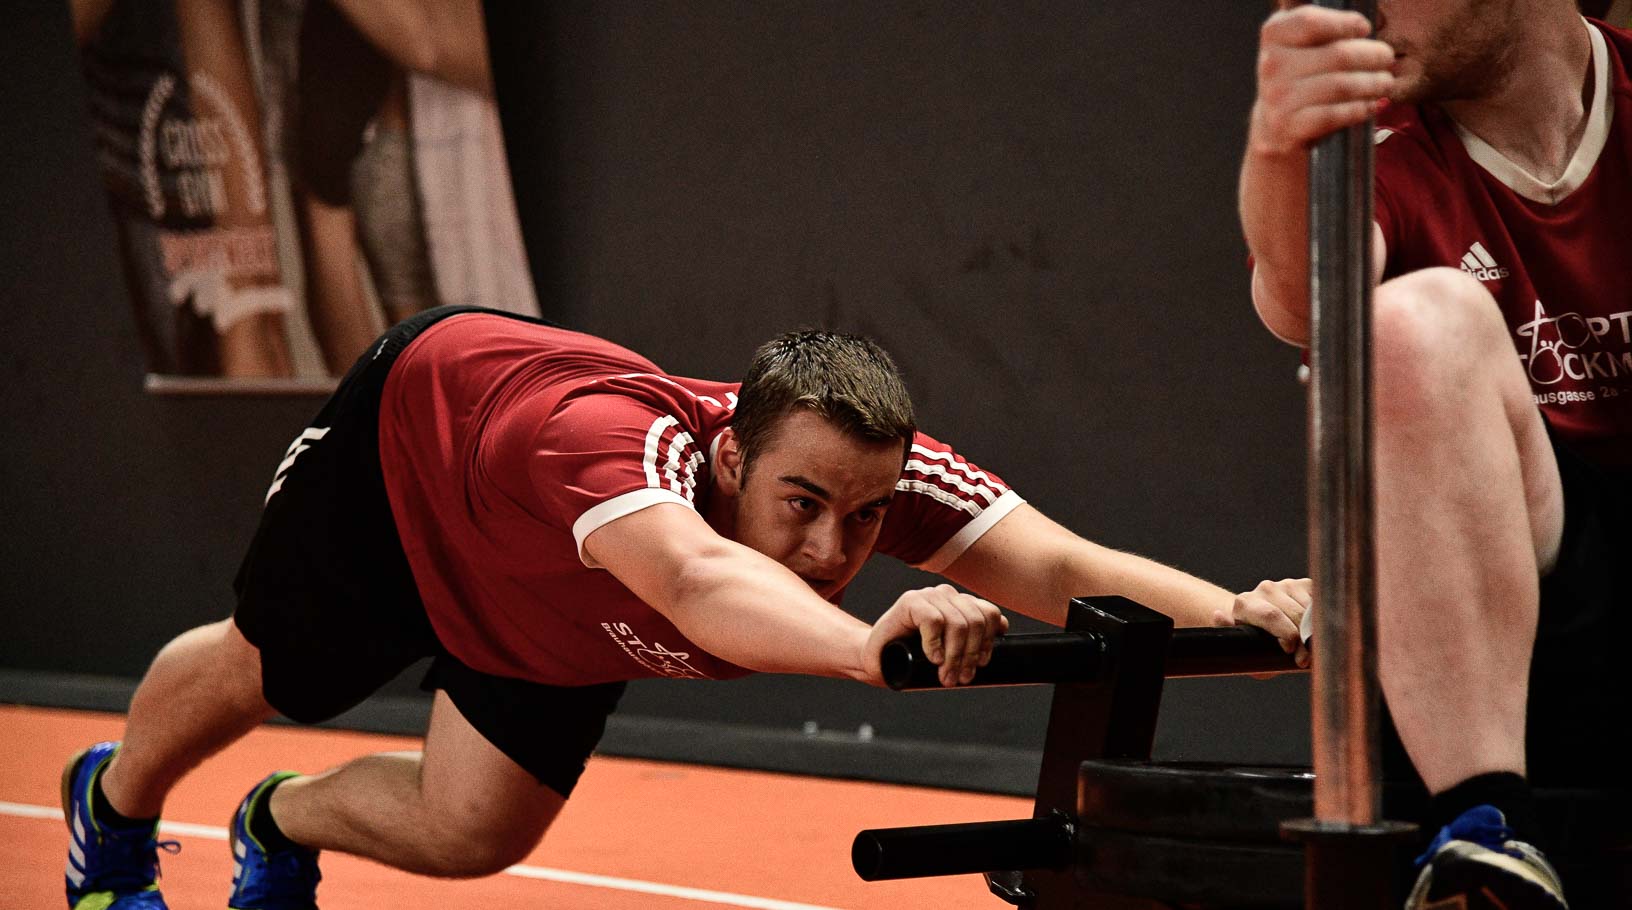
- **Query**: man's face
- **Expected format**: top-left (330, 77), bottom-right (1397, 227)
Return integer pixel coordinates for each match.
top-left (1375, 0), bottom-right (1520, 104)
top-left (719, 409), bottom-right (903, 601)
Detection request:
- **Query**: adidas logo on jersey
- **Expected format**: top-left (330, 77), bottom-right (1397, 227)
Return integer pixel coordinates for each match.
top-left (1460, 241), bottom-right (1511, 282)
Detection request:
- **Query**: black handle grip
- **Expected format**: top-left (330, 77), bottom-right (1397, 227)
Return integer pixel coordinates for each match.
top-left (881, 632), bottom-right (1104, 690)
top-left (852, 816), bottom-right (1073, 881)
top-left (881, 625), bottom-right (1302, 690)
top-left (1165, 625), bottom-right (1304, 678)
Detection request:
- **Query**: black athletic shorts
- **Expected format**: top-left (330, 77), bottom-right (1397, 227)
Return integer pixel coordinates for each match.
top-left (233, 305), bottom-right (625, 798)
top-left (1381, 421), bottom-right (1630, 792)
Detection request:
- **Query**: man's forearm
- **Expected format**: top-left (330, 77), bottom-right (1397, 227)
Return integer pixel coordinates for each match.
top-left (1240, 5), bottom-right (1397, 345)
top-left (1061, 546), bottom-right (1235, 628)
top-left (944, 504), bottom-right (1232, 628)
top-left (587, 503), bottom-right (877, 681)
top-left (1240, 149), bottom-right (1313, 344)
top-left (664, 542), bottom-right (872, 680)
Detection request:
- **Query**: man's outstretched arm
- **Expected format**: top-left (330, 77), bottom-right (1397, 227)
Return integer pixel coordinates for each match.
top-left (940, 504), bottom-right (1308, 661)
top-left (584, 503), bottom-right (1007, 687)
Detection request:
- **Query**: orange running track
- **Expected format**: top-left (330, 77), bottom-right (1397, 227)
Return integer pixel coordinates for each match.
top-left (0, 704), bottom-right (1028, 909)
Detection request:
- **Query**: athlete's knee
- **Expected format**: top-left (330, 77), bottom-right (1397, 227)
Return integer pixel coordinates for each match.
top-left (1378, 267), bottom-right (1508, 354)
top-left (147, 620), bottom-right (270, 711)
top-left (416, 812), bottom-right (549, 878)
top-left (1373, 267), bottom-right (1509, 413)
top-left (209, 621), bottom-right (277, 713)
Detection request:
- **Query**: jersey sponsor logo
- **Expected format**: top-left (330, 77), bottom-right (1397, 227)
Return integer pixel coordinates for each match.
top-left (642, 415), bottom-right (706, 503)
top-left (600, 622), bottom-right (708, 679)
top-left (1458, 241), bottom-right (1511, 282)
top-left (1533, 389), bottom-right (1597, 406)
top-left (263, 427), bottom-right (331, 503)
top-left (1515, 299), bottom-right (1632, 389)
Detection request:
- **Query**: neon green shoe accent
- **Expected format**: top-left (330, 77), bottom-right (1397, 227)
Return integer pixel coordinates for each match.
top-left (239, 771), bottom-right (301, 855)
top-left (70, 884), bottom-right (161, 910)
top-left (70, 892), bottom-right (117, 910)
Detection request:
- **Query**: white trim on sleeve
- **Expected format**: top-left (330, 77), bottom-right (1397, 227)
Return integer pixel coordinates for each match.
top-left (573, 488), bottom-right (695, 568)
top-left (912, 489), bottom-right (1026, 574)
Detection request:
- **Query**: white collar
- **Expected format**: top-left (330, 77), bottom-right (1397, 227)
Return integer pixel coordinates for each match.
top-left (1452, 19), bottom-right (1611, 205)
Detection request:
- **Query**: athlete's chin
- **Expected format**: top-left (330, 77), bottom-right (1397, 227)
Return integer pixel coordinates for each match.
top-left (1387, 72), bottom-right (1433, 106)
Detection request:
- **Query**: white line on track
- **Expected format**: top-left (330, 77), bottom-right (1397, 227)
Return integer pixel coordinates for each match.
top-left (1, 800), bottom-right (847, 910)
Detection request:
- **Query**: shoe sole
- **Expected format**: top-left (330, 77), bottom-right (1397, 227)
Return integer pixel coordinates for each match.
top-left (1426, 849), bottom-right (1568, 910)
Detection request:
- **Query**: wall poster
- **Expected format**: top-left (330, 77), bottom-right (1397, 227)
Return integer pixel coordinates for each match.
top-left (69, 0), bottom-right (538, 392)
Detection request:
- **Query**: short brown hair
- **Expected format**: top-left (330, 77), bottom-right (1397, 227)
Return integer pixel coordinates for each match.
top-left (733, 331), bottom-right (916, 479)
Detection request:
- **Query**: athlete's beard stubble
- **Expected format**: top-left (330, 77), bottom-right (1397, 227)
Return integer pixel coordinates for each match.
top-left (1378, 0), bottom-right (1523, 105)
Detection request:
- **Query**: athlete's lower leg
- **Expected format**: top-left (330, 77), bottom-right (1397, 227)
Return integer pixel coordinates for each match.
top-left (101, 618), bottom-right (277, 819)
top-left (269, 692), bottom-right (563, 877)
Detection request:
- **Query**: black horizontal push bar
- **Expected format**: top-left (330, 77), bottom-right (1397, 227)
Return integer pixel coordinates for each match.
top-left (882, 626), bottom-right (1303, 690)
top-left (1165, 625), bottom-right (1306, 678)
top-left (851, 815), bottom-right (1074, 881)
top-left (880, 631), bottom-right (1104, 690)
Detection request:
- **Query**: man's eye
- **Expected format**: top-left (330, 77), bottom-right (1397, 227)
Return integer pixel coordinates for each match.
top-left (852, 510), bottom-right (879, 525)
top-left (789, 497), bottom-right (815, 511)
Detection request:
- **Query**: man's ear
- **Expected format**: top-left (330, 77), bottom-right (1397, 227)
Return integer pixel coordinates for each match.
top-left (715, 428), bottom-right (746, 496)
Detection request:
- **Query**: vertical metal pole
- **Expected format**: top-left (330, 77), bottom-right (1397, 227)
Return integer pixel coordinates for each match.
top-left (1282, 1), bottom-right (1416, 907)
top-left (1307, 0), bottom-right (1379, 831)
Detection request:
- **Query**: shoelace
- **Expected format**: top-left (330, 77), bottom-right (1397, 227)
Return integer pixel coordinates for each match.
top-left (1413, 805), bottom-right (1520, 868)
top-left (84, 828), bottom-right (181, 893)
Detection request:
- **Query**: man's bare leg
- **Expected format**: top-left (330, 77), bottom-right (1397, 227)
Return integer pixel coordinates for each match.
top-left (100, 619), bottom-right (277, 819)
top-left (270, 691), bottom-right (562, 877)
top-left (1371, 267), bottom-right (1564, 795)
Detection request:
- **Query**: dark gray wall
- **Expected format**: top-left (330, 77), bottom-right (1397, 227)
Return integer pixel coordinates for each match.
top-left (2, 1), bottom-right (1311, 782)
top-left (1, 5), bottom-right (316, 671)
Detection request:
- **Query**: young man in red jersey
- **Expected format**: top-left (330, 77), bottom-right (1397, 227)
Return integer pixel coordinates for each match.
top-left (1242, 2), bottom-right (1632, 907)
top-left (63, 307), bottom-right (1310, 909)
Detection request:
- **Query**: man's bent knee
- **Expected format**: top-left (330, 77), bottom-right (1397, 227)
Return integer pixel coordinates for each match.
top-left (144, 620), bottom-right (273, 715)
top-left (1374, 268), bottom-right (1508, 365)
top-left (1373, 268), bottom-right (1513, 416)
top-left (208, 620), bottom-right (277, 714)
top-left (416, 815), bottom-right (549, 878)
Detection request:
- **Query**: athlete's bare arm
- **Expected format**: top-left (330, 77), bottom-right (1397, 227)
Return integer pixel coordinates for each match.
top-left (585, 503), bottom-right (1007, 688)
top-left (1241, 5), bottom-right (1391, 344)
top-left (942, 504), bottom-right (1310, 660)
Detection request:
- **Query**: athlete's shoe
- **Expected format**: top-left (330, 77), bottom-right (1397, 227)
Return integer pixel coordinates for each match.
top-left (62, 741), bottom-right (176, 910)
top-left (1406, 804), bottom-right (1568, 909)
top-left (228, 772), bottom-right (320, 910)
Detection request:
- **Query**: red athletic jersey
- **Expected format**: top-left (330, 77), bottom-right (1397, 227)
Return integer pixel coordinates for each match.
top-left (1373, 20), bottom-right (1632, 468)
top-left (377, 314), bottom-right (1023, 685)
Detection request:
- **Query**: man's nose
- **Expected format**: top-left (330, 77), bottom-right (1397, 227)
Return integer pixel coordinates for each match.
top-left (802, 519), bottom-right (847, 572)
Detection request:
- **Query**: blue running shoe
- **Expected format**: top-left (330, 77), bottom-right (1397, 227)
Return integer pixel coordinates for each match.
top-left (1406, 805), bottom-right (1568, 909)
top-left (62, 741), bottom-right (177, 910)
top-left (228, 772), bottom-right (320, 910)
